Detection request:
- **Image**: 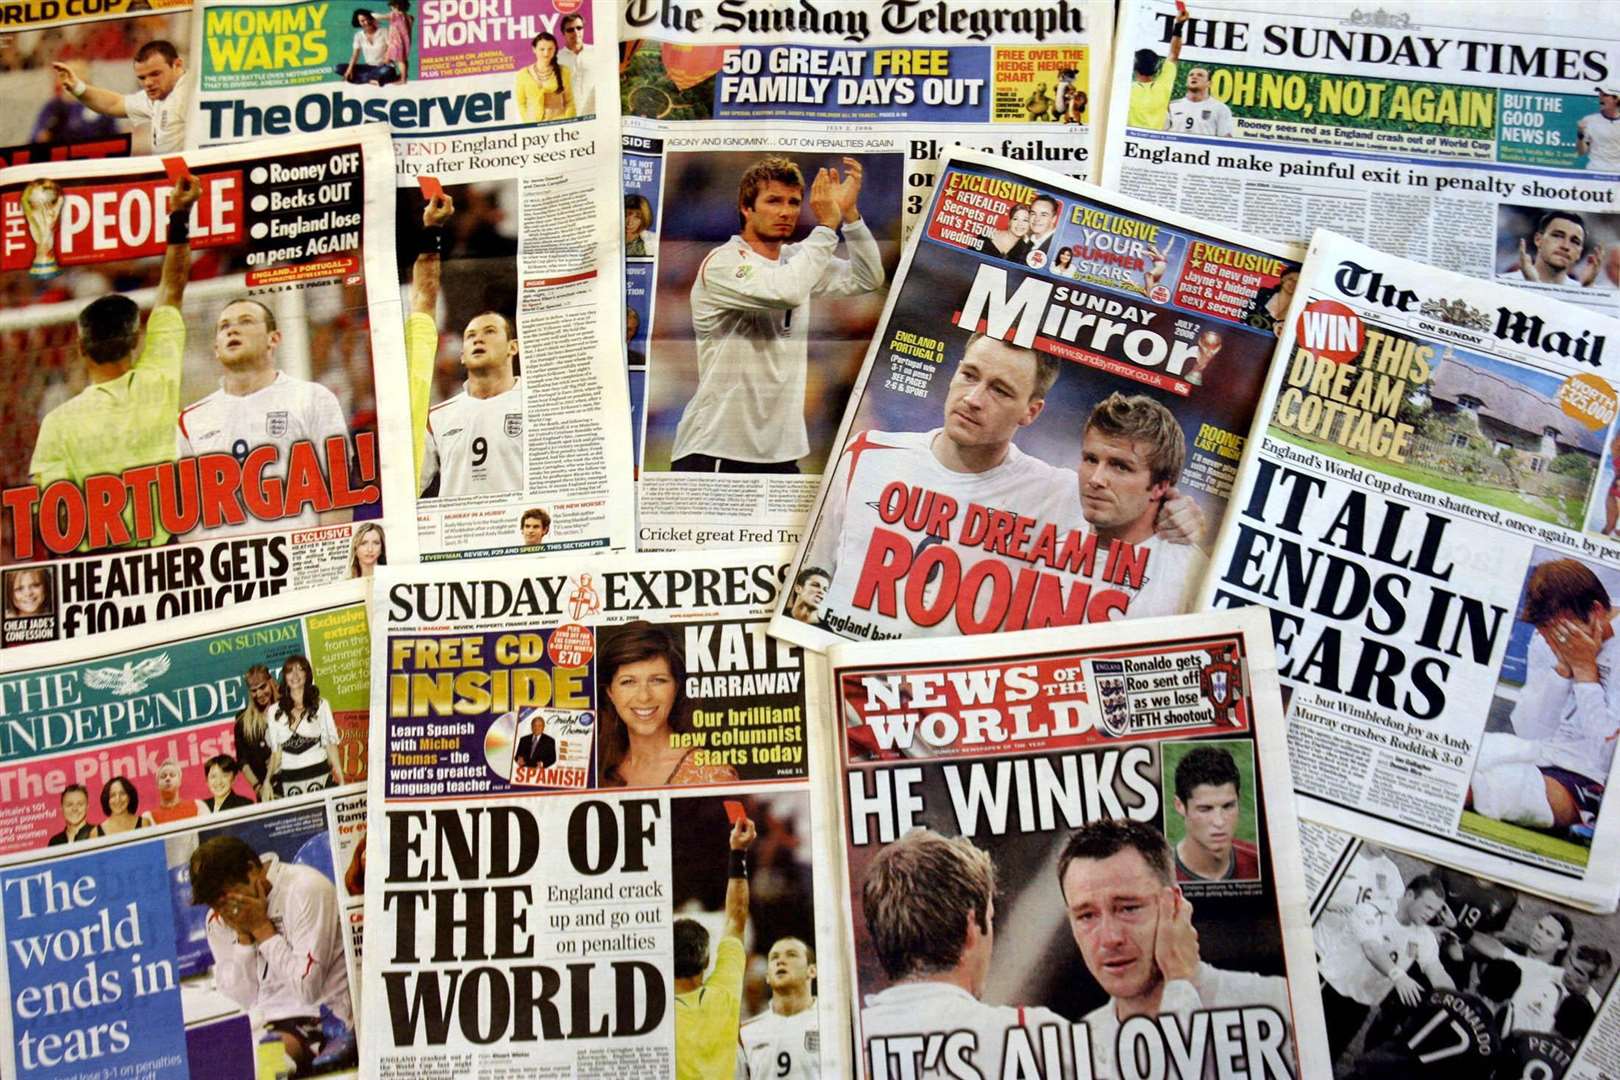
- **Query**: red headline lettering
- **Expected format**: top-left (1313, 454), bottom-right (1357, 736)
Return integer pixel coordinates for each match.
top-left (3, 435), bottom-right (377, 559)
top-left (1, 169), bottom-right (243, 271)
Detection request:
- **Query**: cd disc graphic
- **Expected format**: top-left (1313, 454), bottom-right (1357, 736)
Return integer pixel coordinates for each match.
top-left (484, 711), bottom-right (517, 776)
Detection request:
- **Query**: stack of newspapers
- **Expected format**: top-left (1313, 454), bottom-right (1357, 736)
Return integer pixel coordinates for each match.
top-left (2, 2), bottom-right (1620, 1079)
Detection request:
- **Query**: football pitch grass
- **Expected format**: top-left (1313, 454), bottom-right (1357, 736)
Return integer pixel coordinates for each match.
top-left (1458, 809), bottom-right (1589, 867)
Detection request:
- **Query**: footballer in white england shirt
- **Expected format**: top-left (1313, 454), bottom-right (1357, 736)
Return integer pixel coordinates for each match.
top-left (1165, 68), bottom-right (1235, 136)
top-left (400, 192), bottom-right (526, 498)
top-left (737, 937), bottom-right (820, 1079)
top-left (811, 427), bottom-right (1080, 639)
top-left (805, 337), bottom-right (1206, 640)
top-left (672, 155), bottom-right (884, 471)
top-left (177, 298), bottom-right (351, 540)
top-left (418, 313), bottom-right (526, 497)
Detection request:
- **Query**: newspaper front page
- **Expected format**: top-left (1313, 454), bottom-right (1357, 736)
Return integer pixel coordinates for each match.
top-left (824, 605), bottom-right (1329, 1080)
top-left (1300, 820), bottom-right (1620, 1080)
top-left (187, 0), bottom-right (635, 560)
top-left (0, 0), bottom-right (194, 168)
top-left (769, 146), bottom-right (1301, 654)
top-left (1202, 229), bottom-right (1620, 911)
top-left (0, 582), bottom-right (373, 1079)
top-left (1102, 0), bottom-right (1620, 315)
top-left (619, 0), bottom-right (1114, 552)
top-left (0, 125), bottom-right (417, 648)
top-left (362, 547), bottom-right (848, 1078)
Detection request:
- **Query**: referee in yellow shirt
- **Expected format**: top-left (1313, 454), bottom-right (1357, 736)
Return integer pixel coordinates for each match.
top-left (30, 174), bottom-right (201, 549)
top-left (674, 812), bottom-right (756, 1079)
top-left (1128, 5), bottom-right (1189, 130)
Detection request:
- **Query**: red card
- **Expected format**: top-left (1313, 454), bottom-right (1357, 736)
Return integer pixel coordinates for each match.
top-left (1175, 0), bottom-right (1188, 12)
top-left (417, 176), bottom-right (444, 199)
top-left (162, 156), bottom-right (191, 184)
top-left (723, 800), bottom-right (746, 825)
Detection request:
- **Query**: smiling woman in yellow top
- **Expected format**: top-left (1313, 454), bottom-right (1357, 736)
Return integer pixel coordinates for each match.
top-left (516, 32), bottom-right (573, 121)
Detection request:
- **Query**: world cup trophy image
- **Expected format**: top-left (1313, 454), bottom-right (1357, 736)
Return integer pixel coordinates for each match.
top-left (22, 179), bottom-right (65, 280)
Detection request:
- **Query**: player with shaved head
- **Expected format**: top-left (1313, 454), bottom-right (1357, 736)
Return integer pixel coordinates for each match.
top-left (406, 190), bottom-right (524, 497)
top-left (738, 936), bottom-right (820, 1078)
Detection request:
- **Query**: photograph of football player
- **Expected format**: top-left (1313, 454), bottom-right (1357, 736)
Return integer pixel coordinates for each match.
top-left (399, 180), bottom-right (523, 499)
top-left (643, 150), bottom-right (902, 475)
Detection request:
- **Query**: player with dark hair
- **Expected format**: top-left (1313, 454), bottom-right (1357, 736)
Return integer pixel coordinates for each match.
top-left (1080, 392), bottom-right (1206, 615)
top-left (1055, 818), bottom-right (1292, 1078)
top-left (1432, 866), bottom-right (1518, 989)
top-left (674, 812), bottom-right (756, 1080)
top-left (1470, 558), bottom-right (1620, 832)
top-left (30, 176), bottom-right (200, 549)
top-left (805, 332), bottom-right (1065, 637)
top-left (1497, 991), bottom-right (1595, 1080)
top-left (672, 154), bottom-right (884, 473)
top-left (1561, 943), bottom-right (1612, 1013)
top-left (1344, 958), bottom-right (1520, 1080)
top-left (52, 40), bottom-right (189, 152)
top-left (405, 191), bottom-right (525, 497)
top-left (861, 828), bottom-right (1070, 1080)
top-left (803, 334), bottom-right (1206, 638)
top-left (1503, 210), bottom-right (1606, 287)
top-left (1171, 746), bottom-right (1257, 881)
top-left (177, 293), bottom-right (353, 539)
top-left (738, 936), bottom-right (820, 1079)
top-left (1318, 872), bottom-right (1454, 1061)
top-left (1167, 67), bottom-right (1235, 136)
top-left (1464, 912), bottom-right (1583, 1033)
top-left (786, 566), bottom-right (829, 625)
top-left (190, 835), bottom-right (352, 1075)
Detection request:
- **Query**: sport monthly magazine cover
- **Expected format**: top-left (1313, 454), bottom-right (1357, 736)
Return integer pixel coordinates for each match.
top-left (0, 125), bottom-right (417, 648)
top-left (0, 581), bottom-right (373, 1080)
top-left (769, 146), bottom-right (1301, 653)
top-left (822, 605), bottom-right (1329, 1080)
top-left (361, 547), bottom-right (849, 1078)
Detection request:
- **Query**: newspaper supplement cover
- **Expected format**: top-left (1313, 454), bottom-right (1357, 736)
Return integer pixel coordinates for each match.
top-left (0, 0), bottom-right (195, 168)
top-left (1298, 819), bottom-right (1620, 1080)
top-left (362, 547), bottom-right (849, 1078)
top-left (768, 146), bottom-right (1301, 654)
top-left (824, 605), bottom-right (1329, 1080)
top-left (0, 125), bottom-right (417, 649)
top-left (620, 0), bottom-right (1114, 553)
top-left (187, 0), bottom-right (636, 560)
top-left (1201, 229), bottom-right (1620, 911)
top-left (0, 581), bottom-right (371, 1080)
top-left (1102, 0), bottom-right (1620, 317)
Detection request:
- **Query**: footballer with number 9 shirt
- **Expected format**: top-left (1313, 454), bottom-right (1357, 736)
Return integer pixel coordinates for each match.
top-left (406, 191), bottom-right (525, 497)
top-left (176, 296), bottom-right (353, 540)
top-left (738, 936), bottom-right (820, 1079)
